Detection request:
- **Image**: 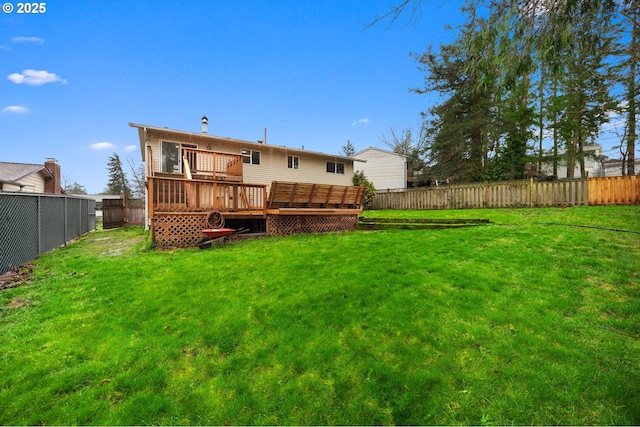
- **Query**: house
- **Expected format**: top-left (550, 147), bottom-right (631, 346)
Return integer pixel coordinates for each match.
top-left (130, 120), bottom-right (358, 192)
top-left (0, 159), bottom-right (62, 193)
top-left (130, 118), bottom-right (366, 247)
top-left (601, 158), bottom-right (640, 177)
top-left (540, 144), bottom-right (605, 178)
top-left (353, 147), bottom-right (408, 190)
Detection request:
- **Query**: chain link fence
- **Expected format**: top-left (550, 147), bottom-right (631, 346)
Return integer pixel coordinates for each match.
top-left (0, 192), bottom-right (96, 274)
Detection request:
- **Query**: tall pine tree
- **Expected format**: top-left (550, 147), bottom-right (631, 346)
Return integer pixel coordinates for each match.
top-left (105, 153), bottom-right (131, 198)
top-left (415, 6), bottom-right (499, 183)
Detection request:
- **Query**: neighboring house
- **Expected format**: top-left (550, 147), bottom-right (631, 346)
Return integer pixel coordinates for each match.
top-left (0, 159), bottom-right (62, 193)
top-left (601, 158), bottom-right (640, 177)
top-left (129, 118), bottom-right (366, 247)
top-left (353, 147), bottom-right (408, 190)
top-left (540, 144), bottom-right (605, 178)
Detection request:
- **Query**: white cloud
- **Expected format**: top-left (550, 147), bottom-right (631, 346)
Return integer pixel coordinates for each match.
top-left (89, 142), bottom-right (116, 151)
top-left (350, 118), bottom-right (369, 126)
top-left (600, 102), bottom-right (628, 133)
top-left (123, 145), bottom-right (137, 152)
top-left (12, 36), bottom-right (44, 44)
top-left (2, 105), bottom-right (29, 114)
top-left (7, 69), bottom-right (67, 86)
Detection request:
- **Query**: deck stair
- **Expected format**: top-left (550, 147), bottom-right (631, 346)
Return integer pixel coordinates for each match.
top-left (357, 217), bottom-right (491, 230)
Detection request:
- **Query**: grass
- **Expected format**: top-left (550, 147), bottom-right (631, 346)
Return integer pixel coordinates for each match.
top-left (1, 206), bottom-right (639, 425)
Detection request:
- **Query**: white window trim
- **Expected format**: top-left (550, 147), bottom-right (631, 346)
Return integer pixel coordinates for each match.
top-left (288, 155), bottom-right (300, 170)
top-left (326, 161), bottom-right (345, 174)
top-left (242, 149), bottom-right (261, 165)
top-left (160, 140), bottom-right (198, 173)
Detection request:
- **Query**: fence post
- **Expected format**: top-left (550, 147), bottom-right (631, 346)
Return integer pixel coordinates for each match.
top-left (37, 195), bottom-right (42, 254)
top-left (484, 182), bottom-right (489, 208)
top-left (123, 196), bottom-right (128, 225)
top-left (79, 198), bottom-right (82, 233)
top-left (580, 171), bottom-right (589, 206)
top-left (64, 197), bottom-right (68, 242)
top-left (583, 176), bottom-right (589, 206)
top-left (529, 177), bottom-right (534, 207)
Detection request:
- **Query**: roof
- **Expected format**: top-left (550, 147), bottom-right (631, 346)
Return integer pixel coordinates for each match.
top-left (353, 146), bottom-right (407, 159)
top-left (84, 194), bottom-right (124, 202)
top-left (602, 158), bottom-right (640, 164)
top-left (553, 144), bottom-right (604, 157)
top-left (0, 162), bottom-right (53, 185)
top-left (129, 122), bottom-right (364, 163)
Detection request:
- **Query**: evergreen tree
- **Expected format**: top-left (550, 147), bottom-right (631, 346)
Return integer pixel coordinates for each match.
top-left (552, 1), bottom-right (616, 177)
top-left (415, 11), bottom-right (496, 183)
top-left (341, 140), bottom-right (356, 157)
top-left (615, 0), bottom-right (639, 175)
top-left (378, 0), bottom-right (632, 180)
top-left (105, 153), bottom-right (131, 198)
top-left (64, 182), bottom-right (87, 195)
top-left (352, 170), bottom-right (376, 208)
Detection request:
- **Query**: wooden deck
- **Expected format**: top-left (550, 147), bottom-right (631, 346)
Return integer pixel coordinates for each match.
top-left (267, 181), bottom-right (366, 210)
top-left (145, 144), bottom-right (367, 247)
top-left (148, 178), bottom-right (365, 217)
top-left (148, 179), bottom-right (367, 248)
top-left (148, 176), bottom-right (267, 218)
top-left (182, 148), bottom-right (243, 182)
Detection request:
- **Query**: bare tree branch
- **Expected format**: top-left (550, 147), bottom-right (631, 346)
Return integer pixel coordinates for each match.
top-left (364, 0), bottom-right (423, 29)
top-left (126, 157), bottom-right (146, 198)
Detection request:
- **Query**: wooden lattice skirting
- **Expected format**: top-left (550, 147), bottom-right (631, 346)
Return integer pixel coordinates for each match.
top-left (151, 213), bottom-right (359, 248)
top-left (267, 214), bottom-right (358, 236)
top-left (151, 213), bottom-right (208, 249)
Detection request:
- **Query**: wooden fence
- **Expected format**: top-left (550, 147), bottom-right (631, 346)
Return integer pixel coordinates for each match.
top-left (371, 176), bottom-right (639, 210)
top-left (102, 198), bottom-right (145, 229)
top-left (588, 175), bottom-right (640, 205)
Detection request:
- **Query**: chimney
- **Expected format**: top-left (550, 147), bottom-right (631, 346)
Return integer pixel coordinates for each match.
top-left (257, 128), bottom-right (267, 144)
top-left (201, 115), bottom-right (208, 134)
top-left (44, 158), bottom-right (62, 194)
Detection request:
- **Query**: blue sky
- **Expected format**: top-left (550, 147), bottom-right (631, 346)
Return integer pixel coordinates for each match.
top-left (3, 1), bottom-right (631, 194)
top-left (1, 0), bottom-right (464, 193)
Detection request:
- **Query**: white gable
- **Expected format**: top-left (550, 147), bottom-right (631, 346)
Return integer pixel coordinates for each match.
top-left (353, 147), bottom-right (407, 190)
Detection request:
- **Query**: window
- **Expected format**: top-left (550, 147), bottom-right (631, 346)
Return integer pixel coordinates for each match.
top-left (326, 162), bottom-right (335, 173)
top-left (242, 149), bottom-right (261, 165)
top-left (161, 141), bottom-right (197, 173)
top-left (288, 155), bottom-right (299, 169)
top-left (326, 161), bottom-right (345, 174)
top-left (162, 141), bottom-right (180, 173)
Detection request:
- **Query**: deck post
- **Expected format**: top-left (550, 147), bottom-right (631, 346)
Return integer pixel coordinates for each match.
top-left (213, 181), bottom-right (218, 210)
top-left (340, 186), bottom-right (349, 208)
top-left (148, 177), bottom-right (155, 218)
top-left (233, 185), bottom-right (238, 211)
top-left (263, 189), bottom-right (268, 216)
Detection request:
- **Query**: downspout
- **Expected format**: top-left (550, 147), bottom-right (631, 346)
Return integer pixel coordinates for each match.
top-left (143, 127), bottom-right (150, 230)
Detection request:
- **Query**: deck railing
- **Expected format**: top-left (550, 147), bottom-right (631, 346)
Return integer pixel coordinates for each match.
top-left (146, 146), bottom-right (243, 181)
top-left (182, 148), bottom-right (243, 181)
top-left (148, 176), bottom-right (266, 216)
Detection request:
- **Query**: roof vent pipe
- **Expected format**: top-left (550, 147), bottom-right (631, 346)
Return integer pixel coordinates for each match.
top-left (201, 115), bottom-right (208, 134)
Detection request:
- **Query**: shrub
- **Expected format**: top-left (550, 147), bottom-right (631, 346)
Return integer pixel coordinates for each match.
top-left (353, 170), bottom-right (376, 209)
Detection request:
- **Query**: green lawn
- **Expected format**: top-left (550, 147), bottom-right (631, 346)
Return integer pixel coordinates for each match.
top-left (1, 206), bottom-right (639, 425)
